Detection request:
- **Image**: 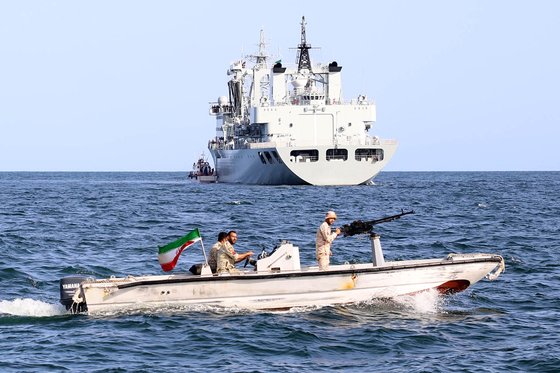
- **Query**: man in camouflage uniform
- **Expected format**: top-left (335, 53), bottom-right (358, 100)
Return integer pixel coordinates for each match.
top-left (216, 231), bottom-right (253, 274)
top-left (208, 231), bottom-right (228, 273)
top-left (316, 211), bottom-right (341, 270)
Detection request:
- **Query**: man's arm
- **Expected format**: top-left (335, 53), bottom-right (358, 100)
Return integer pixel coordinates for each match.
top-left (320, 223), bottom-right (338, 244)
top-left (234, 251), bottom-right (254, 263)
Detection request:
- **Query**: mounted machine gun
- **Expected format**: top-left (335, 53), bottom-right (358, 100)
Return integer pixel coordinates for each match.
top-left (338, 210), bottom-right (414, 266)
top-left (339, 209), bottom-right (414, 237)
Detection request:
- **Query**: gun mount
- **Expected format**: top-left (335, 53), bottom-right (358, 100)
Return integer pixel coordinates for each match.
top-left (339, 210), bottom-right (414, 237)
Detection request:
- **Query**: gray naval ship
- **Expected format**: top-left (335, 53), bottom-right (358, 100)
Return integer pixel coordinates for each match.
top-left (208, 17), bottom-right (397, 185)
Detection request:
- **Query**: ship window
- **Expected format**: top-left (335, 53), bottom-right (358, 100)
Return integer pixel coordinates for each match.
top-left (264, 151), bottom-right (274, 163)
top-left (290, 149), bottom-right (318, 163)
top-left (355, 148), bottom-right (384, 162)
top-left (257, 152), bottom-right (267, 164)
top-left (326, 148), bottom-right (348, 161)
top-left (272, 151), bottom-right (283, 163)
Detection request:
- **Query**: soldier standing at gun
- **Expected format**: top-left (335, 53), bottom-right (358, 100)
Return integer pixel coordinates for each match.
top-left (316, 211), bottom-right (341, 270)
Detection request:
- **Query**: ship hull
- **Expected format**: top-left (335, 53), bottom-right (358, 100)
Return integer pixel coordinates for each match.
top-left (75, 254), bottom-right (503, 314)
top-left (210, 141), bottom-right (397, 185)
top-left (210, 147), bottom-right (305, 185)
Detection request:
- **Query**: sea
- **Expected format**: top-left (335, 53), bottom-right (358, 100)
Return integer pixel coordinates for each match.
top-left (0, 171), bottom-right (558, 372)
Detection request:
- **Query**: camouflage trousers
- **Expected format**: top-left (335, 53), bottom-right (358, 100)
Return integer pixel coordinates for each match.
top-left (316, 245), bottom-right (332, 270)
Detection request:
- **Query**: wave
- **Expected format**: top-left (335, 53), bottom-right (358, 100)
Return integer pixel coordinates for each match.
top-left (327, 289), bottom-right (446, 318)
top-left (225, 200), bottom-right (253, 205)
top-left (0, 298), bottom-right (66, 317)
top-left (392, 288), bottom-right (444, 314)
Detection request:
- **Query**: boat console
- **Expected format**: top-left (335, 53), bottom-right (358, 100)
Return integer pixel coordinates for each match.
top-left (255, 240), bottom-right (301, 273)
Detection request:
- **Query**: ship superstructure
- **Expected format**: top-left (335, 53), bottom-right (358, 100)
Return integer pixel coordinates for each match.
top-left (208, 17), bottom-right (397, 185)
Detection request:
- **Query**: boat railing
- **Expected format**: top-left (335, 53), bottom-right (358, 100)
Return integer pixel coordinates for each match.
top-left (326, 154), bottom-right (347, 161)
top-left (291, 155), bottom-right (319, 163)
top-left (247, 141), bottom-right (277, 149)
top-left (355, 154), bottom-right (380, 162)
top-left (208, 135), bottom-right (391, 151)
top-left (209, 138), bottom-right (278, 150)
top-left (276, 96), bottom-right (375, 107)
top-left (209, 103), bottom-right (234, 115)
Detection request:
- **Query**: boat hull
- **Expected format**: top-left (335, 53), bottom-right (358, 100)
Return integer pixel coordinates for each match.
top-left (78, 254), bottom-right (504, 314)
top-left (210, 141), bottom-right (397, 185)
top-left (197, 175), bottom-right (218, 183)
top-left (210, 147), bottom-right (305, 185)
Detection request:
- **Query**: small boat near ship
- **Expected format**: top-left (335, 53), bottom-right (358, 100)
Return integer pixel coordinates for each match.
top-left (59, 211), bottom-right (505, 314)
top-left (187, 153), bottom-right (217, 183)
top-left (207, 17), bottom-right (397, 185)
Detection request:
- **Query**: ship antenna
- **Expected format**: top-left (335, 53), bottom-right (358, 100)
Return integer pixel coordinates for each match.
top-left (296, 16), bottom-right (313, 72)
top-left (257, 29), bottom-right (267, 65)
top-left (248, 29), bottom-right (268, 68)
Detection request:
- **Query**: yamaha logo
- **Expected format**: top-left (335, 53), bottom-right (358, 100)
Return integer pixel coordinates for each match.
top-left (62, 283), bottom-right (80, 289)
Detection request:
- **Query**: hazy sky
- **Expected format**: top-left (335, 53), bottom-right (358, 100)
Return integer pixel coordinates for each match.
top-left (1, 1), bottom-right (559, 171)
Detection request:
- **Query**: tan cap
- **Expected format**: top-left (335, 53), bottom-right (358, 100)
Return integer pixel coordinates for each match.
top-left (325, 211), bottom-right (337, 219)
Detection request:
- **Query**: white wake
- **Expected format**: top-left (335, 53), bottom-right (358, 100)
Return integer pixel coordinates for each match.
top-left (0, 298), bottom-right (67, 317)
top-left (393, 288), bottom-right (444, 314)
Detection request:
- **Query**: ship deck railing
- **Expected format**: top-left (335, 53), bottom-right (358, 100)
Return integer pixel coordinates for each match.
top-left (209, 104), bottom-right (234, 115)
top-left (208, 136), bottom-right (395, 151)
top-left (355, 155), bottom-right (381, 162)
top-left (291, 155), bottom-right (319, 163)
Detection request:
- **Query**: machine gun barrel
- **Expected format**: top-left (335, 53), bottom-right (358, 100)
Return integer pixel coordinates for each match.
top-left (339, 210), bottom-right (415, 237)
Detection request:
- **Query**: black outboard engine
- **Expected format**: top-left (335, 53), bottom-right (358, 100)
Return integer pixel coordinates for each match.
top-left (59, 276), bottom-right (90, 313)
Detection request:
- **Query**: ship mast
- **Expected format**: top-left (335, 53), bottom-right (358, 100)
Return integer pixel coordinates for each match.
top-left (255, 29), bottom-right (267, 67)
top-left (247, 29), bottom-right (270, 108)
top-left (296, 16), bottom-right (312, 72)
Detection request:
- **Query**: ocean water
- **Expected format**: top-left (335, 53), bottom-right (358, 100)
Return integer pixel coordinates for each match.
top-left (0, 171), bottom-right (559, 372)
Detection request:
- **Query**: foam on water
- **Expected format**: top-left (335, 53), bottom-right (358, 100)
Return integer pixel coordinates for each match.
top-left (226, 200), bottom-right (252, 205)
top-left (393, 289), bottom-right (444, 314)
top-left (347, 289), bottom-right (445, 316)
top-left (86, 302), bottom-right (255, 318)
top-left (0, 298), bottom-right (67, 317)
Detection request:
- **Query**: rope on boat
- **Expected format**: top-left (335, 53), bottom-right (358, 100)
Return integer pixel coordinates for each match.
top-left (486, 256), bottom-right (506, 281)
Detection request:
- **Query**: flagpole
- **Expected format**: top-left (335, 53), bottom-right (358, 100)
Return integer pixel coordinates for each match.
top-left (200, 239), bottom-right (209, 266)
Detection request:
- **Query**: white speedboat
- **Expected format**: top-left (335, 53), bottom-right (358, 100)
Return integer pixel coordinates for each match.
top-left (59, 213), bottom-right (505, 314)
top-left (207, 17), bottom-right (397, 185)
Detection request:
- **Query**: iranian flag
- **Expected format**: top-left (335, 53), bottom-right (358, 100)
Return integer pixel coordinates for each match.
top-left (158, 228), bottom-right (202, 272)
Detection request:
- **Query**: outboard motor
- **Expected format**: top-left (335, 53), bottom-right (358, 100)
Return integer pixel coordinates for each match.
top-left (59, 276), bottom-right (90, 313)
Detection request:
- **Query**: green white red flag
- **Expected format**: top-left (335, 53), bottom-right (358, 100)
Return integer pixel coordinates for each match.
top-left (158, 228), bottom-right (202, 272)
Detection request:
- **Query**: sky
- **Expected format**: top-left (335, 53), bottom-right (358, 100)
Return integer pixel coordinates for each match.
top-left (1, 1), bottom-right (559, 172)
